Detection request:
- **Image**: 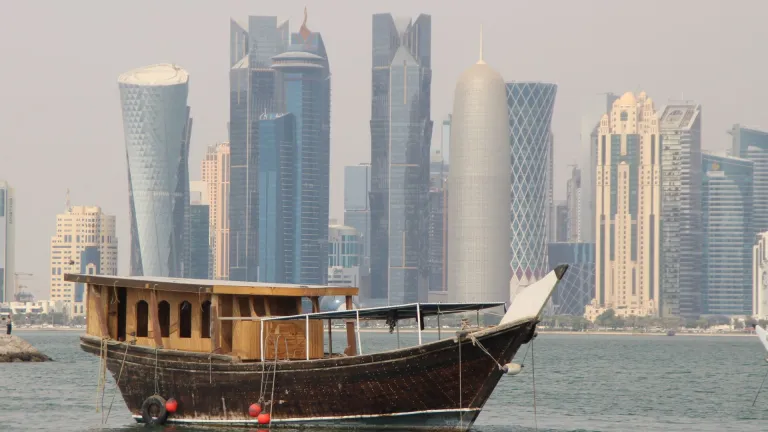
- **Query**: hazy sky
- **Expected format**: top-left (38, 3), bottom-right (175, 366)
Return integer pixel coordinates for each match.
top-left (1, 0), bottom-right (767, 298)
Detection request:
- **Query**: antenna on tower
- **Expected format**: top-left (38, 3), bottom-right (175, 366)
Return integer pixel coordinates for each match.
top-left (65, 188), bottom-right (71, 212)
top-left (478, 25), bottom-right (485, 64)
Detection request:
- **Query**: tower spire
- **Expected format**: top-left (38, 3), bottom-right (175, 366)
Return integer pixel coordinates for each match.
top-left (478, 25), bottom-right (485, 65)
top-left (65, 188), bottom-right (71, 212)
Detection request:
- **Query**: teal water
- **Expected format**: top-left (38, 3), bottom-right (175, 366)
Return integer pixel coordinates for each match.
top-left (1, 331), bottom-right (767, 431)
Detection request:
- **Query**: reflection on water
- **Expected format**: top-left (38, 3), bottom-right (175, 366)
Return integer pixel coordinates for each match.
top-left (1, 331), bottom-right (768, 431)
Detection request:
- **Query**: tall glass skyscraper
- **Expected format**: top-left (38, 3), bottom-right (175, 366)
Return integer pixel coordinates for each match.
top-left (702, 152), bottom-right (754, 315)
top-left (730, 125), bottom-right (768, 234)
top-left (189, 204), bottom-right (211, 280)
top-left (228, 17), bottom-right (285, 282)
top-left (566, 166), bottom-right (582, 242)
top-left (257, 113), bottom-right (296, 283)
top-left (659, 104), bottom-right (702, 318)
top-left (0, 181), bottom-right (14, 303)
top-left (548, 242), bottom-right (595, 315)
top-left (344, 164), bottom-right (371, 267)
top-left (369, 14), bottom-right (432, 304)
top-left (229, 12), bottom-right (330, 284)
top-left (506, 82), bottom-right (557, 299)
top-left (118, 64), bottom-right (192, 278)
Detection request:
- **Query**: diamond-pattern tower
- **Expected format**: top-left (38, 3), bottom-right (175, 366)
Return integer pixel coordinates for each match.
top-left (506, 82), bottom-right (557, 300)
top-left (118, 64), bottom-right (192, 277)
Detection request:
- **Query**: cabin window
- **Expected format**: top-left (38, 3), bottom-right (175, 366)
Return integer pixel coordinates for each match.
top-left (158, 301), bottom-right (170, 337)
top-left (179, 301), bottom-right (192, 338)
top-left (252, 296), bottom-right (266, 316)
top-left (237, 297), bottom-right (252, 317)
top-left (136, 300), bottom-right (149, 337)
top-left (269, 296), bottom-right (299, 316)
top-left (201, 301), bottom-right (211, 338)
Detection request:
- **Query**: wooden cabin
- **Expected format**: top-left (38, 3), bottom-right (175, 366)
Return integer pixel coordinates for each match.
top-left (64, 274), bottom-right (359, 361)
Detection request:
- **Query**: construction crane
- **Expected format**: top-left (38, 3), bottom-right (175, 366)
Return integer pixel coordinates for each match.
top-left (14, 272), bottom-right (33, 301)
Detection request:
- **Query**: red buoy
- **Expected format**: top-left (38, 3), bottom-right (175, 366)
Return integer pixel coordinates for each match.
top-left (165, 398), bottom-right (178, 413)
top-left (248, 403), bottom-right (262, 417)
top-left (257, 413), bottom-right (271, 424)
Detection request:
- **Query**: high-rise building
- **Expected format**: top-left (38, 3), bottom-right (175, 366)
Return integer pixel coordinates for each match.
top-left (702, 152), bottom-right (754, 316)
top-left (118, 64), bottom-right (192, 278)
top-left (594, 91), bottom-right (661, 317)
top-left (344, 164), bottom-right (371, 266)
top-left (659, 103), bottom-right (703, 318)
top-left (201, 143), bottom-right (231, 279)
top-left (753, 232), bottom-right (768, 318)
top-left (49, 204), bottom-right (117, 316)
top-left (730, 125), bottom-right (768, 234)
top-left (447, 35), bottom-right (509, 304)
top-left (369, 14), bottom-right (432, 304)
top-left (0, 181), bottom-right (14, 303)
top-left (506, 82), bottom-right (557, 300)
top-left (566, 166), bottom-right (582, 242)
top-left (328, 224), bottom-right (363, 289)
top-left (551, 202), bottom-right (568, 243)
top-left (428, 148), bottom-right (448, 294)
top-left (257, 113), bottom-right (296, 283)
top-left (548, 242), bottom-right (595, 315)
top-left (228, 17), bottom-right (285, 283)
top-left (583, 93), bottom-right (619, 243)
top-left (229, 12), bottom-right (331, 285)
top-left (189, 203), bottom-right (211, 280)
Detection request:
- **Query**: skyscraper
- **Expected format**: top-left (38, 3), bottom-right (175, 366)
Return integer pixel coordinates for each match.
top-left (0, 181), bottom-right (14, 303)
top-left (257, 113), bottom-right (296, 283)
top-left (659, 103), bottom-right (702, 318)
top-left (583, 93), bottom-right (619, 243)
top-left (447, 34), bottom-right (509, 304)
top-left (49, 204), bottom-right (117, 316)
top-left (189, 202), bottom-right (211, 280)
top-left (229, 11), bottom-right (331, 285)
top-left (344, 164), bottom-right (371, 268)
top-left (566, 166), bottom-right (582, 242)
top-left (506, 82), bottom-right (557, 300)
top-left (428, 148), bottom-right (448, 293)
top-left (702, 152), bottom-right (754, 315)
top-left (753, 231), bottom-right (768, 318)
top-left (552, 202), bottom-right (568, 243)
top-left (118, 64), bottom-right (191, 278)
top-left (594, 91), bottom-right (661, 317)
top-left (369, 14), bottom-right (432, 304)
top-left (548, 242), bottom-right (595, 315)
top-left (730, 125), bottom-right (768, 234)
top-left (201, 143), bottom-right (230, 279)
top-left (228, 17), bottom-right (285, 283)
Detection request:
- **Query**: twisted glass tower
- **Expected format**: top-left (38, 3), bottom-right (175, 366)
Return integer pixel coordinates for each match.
top-left (506, 82), bottom-right (557, 300)
top-left (118, 64), bottom-right (192, 277)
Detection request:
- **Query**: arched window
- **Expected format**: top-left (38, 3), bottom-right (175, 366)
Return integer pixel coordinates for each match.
top-left (136, 301), bottom-right (149, 337)
top-left (158, 301), bottom-right (170, 337)
top-left (201, 301), bottom-right (211, 339)
top-left (179, 301), bottom-right (192, 338)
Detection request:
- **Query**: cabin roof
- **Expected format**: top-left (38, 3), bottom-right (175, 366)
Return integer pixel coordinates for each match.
top-left (63, 274), bottom-right (358, 297)
top-left (259, 302), bottom-right (507, 322)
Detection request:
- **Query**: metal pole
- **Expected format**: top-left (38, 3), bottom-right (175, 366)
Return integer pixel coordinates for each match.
top-left (356, 310), bottom-right (362, 355)
top-left (305, 315), bottom-right (310, 360)
top-left (476, 310), bottom-right (480, 328)
top-left (416, 303), bottom-right (422, 346)
top-left (260, 319), bottom-right (265, 362)
top-left (437, 308), bottom-right (442, 340)
top-left (328, 318), bottom-right (333, 356)
top-left (396, 320), bottom-right (400, 348)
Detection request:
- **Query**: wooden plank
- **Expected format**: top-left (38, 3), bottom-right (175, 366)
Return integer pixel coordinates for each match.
top-left (91, 285), bottom-right (109, 338)
top-left (212, 285), bottom-right (358, 297)
top-left (344, 296), bottom-right (356, 356)
top-left (210, 301), bottom-right (220, 353)
top-left (149, 289), bottom-right (163, 348)
top-left (311, 297), bottom-right (320, 313)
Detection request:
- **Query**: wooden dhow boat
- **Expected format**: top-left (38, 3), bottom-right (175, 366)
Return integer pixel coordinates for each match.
top-left (65, 265), bottom-right (568, 430)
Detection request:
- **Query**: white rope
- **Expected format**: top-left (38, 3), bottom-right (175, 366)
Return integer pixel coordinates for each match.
top-left (532, 338), bottom-right (538, 431)
top-left (469, 333), bottom-right (504, 370)
top-left (104, 343), bottom-right (129, 424)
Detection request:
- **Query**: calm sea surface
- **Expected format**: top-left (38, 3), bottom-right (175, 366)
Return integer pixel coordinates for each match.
top-left (1, 331), bottom-right (768, 431)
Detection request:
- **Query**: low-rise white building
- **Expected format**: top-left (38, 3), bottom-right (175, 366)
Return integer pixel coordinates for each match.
top-left (753, 232), bottom-right (768, 318)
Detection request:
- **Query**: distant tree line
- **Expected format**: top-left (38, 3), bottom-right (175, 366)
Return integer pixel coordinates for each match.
top-left (541, 309), bottom-right (768, 331)
top-left (12, 313), bottom-right (85, 326)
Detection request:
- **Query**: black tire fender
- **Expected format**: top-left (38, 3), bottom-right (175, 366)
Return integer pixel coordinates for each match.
top-left (141, 395), bottom-right (168, 426)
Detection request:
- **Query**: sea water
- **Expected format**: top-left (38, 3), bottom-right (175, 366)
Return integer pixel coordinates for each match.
top-left (1, 331), bottom-right (767, 431)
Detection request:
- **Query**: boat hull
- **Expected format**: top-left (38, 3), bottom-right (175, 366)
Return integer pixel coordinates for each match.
top-left (82, 319), bottom-right (535, 431)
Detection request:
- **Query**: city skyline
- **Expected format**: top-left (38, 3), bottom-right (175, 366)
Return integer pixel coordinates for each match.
top-left (3, 1), bottom-right (768, 299)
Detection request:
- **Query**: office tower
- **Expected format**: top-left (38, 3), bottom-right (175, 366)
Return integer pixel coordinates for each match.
top-left (201, 143), bottom-right (231, 279)
top-left (189, 203), bottom-right (211, 280)
top-left (702, 152), bottom-right (754, 315)
top-left (583, 93), bottom-right (619, 243)
top-left (659, 104), bottom-right (703, 318)
top-left (0, 181), bottom-right (14, 303)
top-left (548, 242), bottom-right (595, 315)
top-left (344, 164), bottom-right (371, 266)
top-left (506, 82), bottom-right (557, 300)
top-left (118, 64), bottom-right (192, 278)
top-left (428, 149), bottom-right (448, 294)
top-left (730, 125), bottom-right (768, 234)
top-left (229, 17), bottom-right (285, 282)
top-left (369, 13), bottom-right (432, 304)
top-left (754, 232), bottom-right (768, 318)
top-left (594, 91), bottom-right (661, 317)
top-left (49, 204), bottom-right (117, 316)
top-left (327, 222), bottom-right (362, 288)
top-left (566, 166), bottom-right (582, 242)
top-left (273, 18), bottom-right (332, 285)
top-left (257, 113), bottom-right (296, 283)
top-left (551, 202), bottom-right (568, 243)
top-left (447, 34), bottom-right (509, 304)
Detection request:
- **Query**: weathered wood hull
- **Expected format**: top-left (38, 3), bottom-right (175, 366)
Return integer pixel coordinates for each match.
top-left (82, 319), bottom-right (536, 431)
